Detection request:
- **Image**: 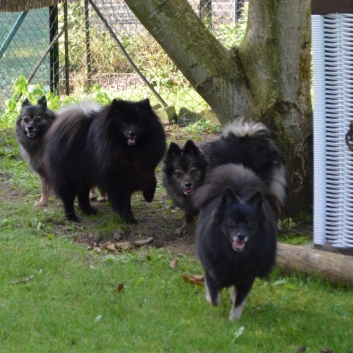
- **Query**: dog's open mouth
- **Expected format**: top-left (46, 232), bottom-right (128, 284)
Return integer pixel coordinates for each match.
top-left (127, 138), bottom-right (136, 145)
top-left (232, 240), bottom-right (245, 252)
top-left (26, 131), bottom-right (37, 137)
top-left (183, 188), bottom-right (193, 195)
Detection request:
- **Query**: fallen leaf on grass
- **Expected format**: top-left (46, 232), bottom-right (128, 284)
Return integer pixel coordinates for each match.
top-left (170, 258), bottom-right (178, 269)
top-left (94, 315), bottom-right (102, 322)
top-left (133, 236), bottom-right (154, 247)
top-left (319, 348), bottom-right (333, 353)
top-left (232, 326), bottom-right (244, 342)
top-left (11, 274), bottom-right (34, 285)
top-left (105, 243), bottom-right (117, 251)
top-left (87, 242), bottom-right (97, 250)
top-left (117, 284), bottom-right (124, 293)
top-left (88, 238), bottom-right (153, 253)
top-left (98, 242), bottom-right (110, 249)
top-left (88, 241), bottom-right (133, 252)
top-left (182, 274), bottom-right (204, 286)
top-left (296, 346), bottom-right (307, 353)
top-left (115, 241), bottom-right (133, 250)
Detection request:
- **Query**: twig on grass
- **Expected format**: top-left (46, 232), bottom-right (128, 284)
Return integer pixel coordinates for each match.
top-left (11, 274), bottom-right (34, 285)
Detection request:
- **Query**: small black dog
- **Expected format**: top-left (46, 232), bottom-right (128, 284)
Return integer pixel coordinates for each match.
top-left (162, 119), bottom-right (286, 234)
top-left (44, 98), bottom-right (166, 223)
top-left (15, 96), bottom-right (57, 206)
top-left (194, 164), bottom-right (277, 320)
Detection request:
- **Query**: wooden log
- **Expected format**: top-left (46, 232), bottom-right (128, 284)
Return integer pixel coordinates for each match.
top-left (276, 242), bottom-right (353, 286)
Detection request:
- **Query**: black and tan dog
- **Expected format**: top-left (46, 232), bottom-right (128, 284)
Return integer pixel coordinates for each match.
top-left (15, 96), bottom-right (57, 206)
top-left (162, 119), bottom-right (286, 235)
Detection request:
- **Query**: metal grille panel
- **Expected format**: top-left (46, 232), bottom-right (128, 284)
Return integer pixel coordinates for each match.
top-left (312, 13), bottom-right (353, 248)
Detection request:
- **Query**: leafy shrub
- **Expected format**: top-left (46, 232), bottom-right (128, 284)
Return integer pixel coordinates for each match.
top-left (0, 76), bottom-right (113, 129)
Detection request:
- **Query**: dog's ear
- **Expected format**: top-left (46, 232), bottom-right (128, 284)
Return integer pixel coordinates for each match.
top-left (22, 98), bottom-right (31, 108)
top-left (165, 142), bottom-right (182, 160)
top-left (214, 187), bottom-right (239, 223)
top-left (138, 98), bottom-right (152, 110)
top-left (247, 190), bottom-right (263, 209)
top-left (222, 187), bottom-right (238, 205)
top-left (37, 95), bottom-right (47, 108)
top-left (183, 140), bottom-right (201, 155)
top-left (110, 99), bottom-right (126, 112)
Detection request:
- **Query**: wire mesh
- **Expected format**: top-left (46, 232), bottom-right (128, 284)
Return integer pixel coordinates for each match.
top-left (0, 0), bottom-right (245, 118)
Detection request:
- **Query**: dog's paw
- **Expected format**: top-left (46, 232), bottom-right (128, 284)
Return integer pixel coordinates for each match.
top-left (89, 189), bottom-right (97, 200)
top-left (228, 307), bottom-right (242, 321)
top-left (121, 215), bottom-right (138, 225)
top-left (204, 278), bottom-right (221, 306)
top-left (84, 207), bottom-right (98, 216)
top-left (97, 195), bottom-right (107, 202)
top-left (175, 223), bottom-right (193, 235)
top-left (229, 299), bottom-right (248, 321)
top-left (125, 218), bottom-right (138, 225)
top-left (66, 214), bottom-right (80, 222)
top-left (205, 292), bottom-right (213, 304)
top-left (35, 200), bottom-right (48, 207)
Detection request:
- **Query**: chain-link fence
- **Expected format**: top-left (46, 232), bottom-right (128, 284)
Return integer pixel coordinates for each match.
top-left (0, 0), bottom-right (245, 121)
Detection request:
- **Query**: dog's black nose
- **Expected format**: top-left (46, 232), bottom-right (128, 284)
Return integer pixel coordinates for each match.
top-left (184, 181), bottom-right (192, 188)
top-left (27, 125), bottom-right (34, 131)
top-left (129, 130), bottom-right (136, 138)
top-left (237, 234), bottom-right (246, 241)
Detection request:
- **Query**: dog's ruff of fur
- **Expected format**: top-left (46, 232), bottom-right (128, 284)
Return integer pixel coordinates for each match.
top-left (194, 164), bottom-right (277, 320)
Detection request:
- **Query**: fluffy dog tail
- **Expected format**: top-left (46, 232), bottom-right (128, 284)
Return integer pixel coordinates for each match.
top-left (222, 117), bottom-right (268, 139)
top-left (222, 118), bottom-right (287, 210)
top-left (57, 100), bottom-right (102, 117)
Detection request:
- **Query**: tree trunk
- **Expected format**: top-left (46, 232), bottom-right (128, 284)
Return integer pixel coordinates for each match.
top-left (277, 243), bottom-right (353, 287)
top-left (124, 0), bottom-right (313, 215)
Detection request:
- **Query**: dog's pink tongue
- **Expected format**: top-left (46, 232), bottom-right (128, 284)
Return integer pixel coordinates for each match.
top-left (184, 188), bottom-right (193, 195)
top-left (128, 138), bottom-right (136, 145)
top-left (233, 241), bottom-right (245, 251)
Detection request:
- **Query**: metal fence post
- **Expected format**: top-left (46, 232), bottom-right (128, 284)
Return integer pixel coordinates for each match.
top-left (49, 5), bottom-right (59, 95)
top-left (84, 0), bottom-right (92, 90)
top-left (63, 1), bottom-right (70, 95)
top-left (0, 11), bottom-right (28, 59)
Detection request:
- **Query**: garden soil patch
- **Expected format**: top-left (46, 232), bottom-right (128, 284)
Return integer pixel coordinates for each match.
top-left (0, 126), bottom-right (313, 256)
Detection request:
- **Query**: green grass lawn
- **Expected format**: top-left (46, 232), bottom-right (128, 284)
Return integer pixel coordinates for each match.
top-left (1, 232), bottom-right (352, 353)
top-left (0, 127), bottom-right (352, 353)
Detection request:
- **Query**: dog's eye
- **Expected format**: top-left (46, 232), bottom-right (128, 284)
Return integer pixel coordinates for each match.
top-left (189, 168), bottom-right (197, 175)
top-left (174, 170), bottom-right (183, 178)
top-left (22, 116), bottom-right (29, 123)
top-left (35, 116), bottom-right (42, 123)
top-left (122, 122), bottom-right (128, 126)
top-left (247, 221), bottom-right (254, 228)
top-left (228, 220), bottom-right (236, 227)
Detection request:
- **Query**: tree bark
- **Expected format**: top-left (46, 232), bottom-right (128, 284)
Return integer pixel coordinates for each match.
top-left (124, 0), bottom-right (313, 215)
top-left (277, 243), bottom-right (353, 287)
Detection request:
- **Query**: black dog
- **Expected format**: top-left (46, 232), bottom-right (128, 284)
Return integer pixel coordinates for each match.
top-left (194, 164), bottom-right (277, 320)
top-left (44, 98), bottom-right (166, 223)
top-left (15, 96), bottom-right (57, 206)
top-left (162, 119), bottom-right (286, 234)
